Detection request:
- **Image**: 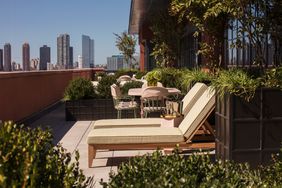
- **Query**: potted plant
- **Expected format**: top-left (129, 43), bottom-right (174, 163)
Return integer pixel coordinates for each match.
top-left (64, 76), bottom-right (119, 121)
top-left (65, 75), bottom-right (145, 121)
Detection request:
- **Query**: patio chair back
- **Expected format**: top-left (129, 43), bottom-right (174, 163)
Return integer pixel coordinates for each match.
top-left (141, 87), bottom-right (169, 117)
top-left (110, 84), bottom-right (122, 99)
top-left (118, 75), bottom-right (131, 82)
top-left (178, 87), bottom-right (215, 141)
top-left (111, 84), bottom-right (138, 118)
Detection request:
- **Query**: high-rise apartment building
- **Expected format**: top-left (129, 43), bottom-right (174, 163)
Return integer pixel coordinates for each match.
top-left (22, 43), bottom-right (30, 71)
top-left (40, 45), bottom-right (50, 70)
top-left (0, 49), bottom-right (3, 71)
top-left (107, 55), bottom-right (126, 71)
top-left (4, 43), bottom-right (11, 72)
top-left (57, 34), bottom-right (70, 69)
top-left (69, 46), bottom-right (73, 69)
top-left (82, 35), bottom-right (94, 68)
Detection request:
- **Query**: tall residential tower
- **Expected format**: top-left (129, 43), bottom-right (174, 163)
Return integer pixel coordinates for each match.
top-left (82, 35), bottom-right (94, 68)
top-left (4, 43), bottom-right (11, 72)
top-left (40, 45), bottom-right (50, 70)
top-left (22, 43), bottom-right (30, 71)
top-left (57, 34), bottom-right (73, 69)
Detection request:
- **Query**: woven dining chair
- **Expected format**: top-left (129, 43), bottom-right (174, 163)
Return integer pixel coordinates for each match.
top-left (140, 86), bottom-right (169, 118)
top-left (110, 84), bottom-right (138, 119)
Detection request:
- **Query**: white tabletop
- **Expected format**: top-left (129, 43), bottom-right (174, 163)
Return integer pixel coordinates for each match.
top-left (128, 87), bottom-right (181, 96)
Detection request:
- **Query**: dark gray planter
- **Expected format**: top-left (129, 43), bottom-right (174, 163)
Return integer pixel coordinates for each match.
top-left (215, 88), bottom-right (282, 168)
top-left (65, 98), bottom-right (138, 121)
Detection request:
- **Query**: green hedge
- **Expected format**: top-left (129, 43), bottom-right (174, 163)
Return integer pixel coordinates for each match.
top-left (64, 77), bottom-right (96, 100)
top-left (0, 121), bottom-right (93, 187)
top-left (101, 148), bottom-right (282, 187)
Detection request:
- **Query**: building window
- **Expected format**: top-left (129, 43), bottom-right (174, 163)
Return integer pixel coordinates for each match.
top-left (224, 7), bottom-right (275, 68)
top-left (180, 33), bottom-right (199, 68)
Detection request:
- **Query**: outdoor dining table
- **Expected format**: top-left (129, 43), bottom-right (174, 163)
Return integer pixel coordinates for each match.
top-left (128, 87), bottom-right (181, 96)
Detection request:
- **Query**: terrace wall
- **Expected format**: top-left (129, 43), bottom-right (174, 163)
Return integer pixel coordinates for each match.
top-left (0, 69), bottom-right (98, 122)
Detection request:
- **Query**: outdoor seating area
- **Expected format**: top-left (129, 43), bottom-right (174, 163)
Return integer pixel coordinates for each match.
top-left (88, 84), bottom-right (215, 167)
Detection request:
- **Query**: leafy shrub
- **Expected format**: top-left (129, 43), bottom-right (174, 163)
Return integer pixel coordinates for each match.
top-left (101, 149), bottom-right (268, 187)
top-left (212, 69), bottom-right (259, 101)
top-left (145, 69), bottom-right (162, 86)
top-left (182, 68), bottom-right (213, 91)
top-left (64, 77), bottom-right (95, 100)
top-left (260, 67), bottom-right (282, 89)
top-left (135, 71), bottom-right (147, 79)
top-left (0, 121), bottom-right (93, 187)
top-left (96, 75), bottom-right (118, 98)
top-left (158, 67), bottom-right (184, 89)
top-left (261, 147), bottom-right (282, 186)
top-left (94, 71), bottom-right (106, 81)
top-left (115, 69), bottom-right (138, 78)
top-left (120, 81), bottom-right (143, 95)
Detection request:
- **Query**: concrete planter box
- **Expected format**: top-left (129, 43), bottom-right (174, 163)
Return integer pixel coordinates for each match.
top-left (65, 98), bottom-right (137, 121)
top-left (215, 88), bottom-right (282, 168)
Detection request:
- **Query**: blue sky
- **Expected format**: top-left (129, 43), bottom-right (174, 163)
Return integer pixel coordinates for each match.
top-left (0, 0), bottom-right (136, 65)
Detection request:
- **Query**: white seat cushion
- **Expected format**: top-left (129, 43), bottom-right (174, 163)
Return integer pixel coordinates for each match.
top-left (92, 118), bottom-right (162, 129)
top-left (87, 127), bottom-right (184, 144)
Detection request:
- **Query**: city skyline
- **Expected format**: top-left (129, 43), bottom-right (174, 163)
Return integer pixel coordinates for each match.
top-left (0, 0), bottom-right (136, 66)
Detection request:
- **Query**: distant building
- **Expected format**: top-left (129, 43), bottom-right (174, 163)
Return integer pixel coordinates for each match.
top-left (78, 55), bottom-right (83, 69)
top-left (107, 55), bottom-right (126, 71)
top-left (73, 61), bottom-right (78, 69)
top-left (30, 58), bottom-right (39, 70)
top-left (57, 34), bottom-right (70, 69)
top-left (4, 43), bottom-right (11, 72)
top-left (0, 49), bottom-right (3, 71)
top-left (82, 35), bottom-right (94, 68)
top-left (40, 45), bottom-right (50, 70)
top-left (22, 43), bottom-right (30, 71)
top-left (69, 46), bottom-right (73, 69)
top-left (47, 62), bottom-right (54, 70)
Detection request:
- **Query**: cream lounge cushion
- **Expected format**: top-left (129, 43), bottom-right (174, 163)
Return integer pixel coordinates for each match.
top-left (178, 87), bottom-right (215, 140)
top-left (182, 83), bottom-right (208, 116)
top-left (87, 127), bottom-right (184, 144)
top-left (92, 118), bottom-right (162, 129)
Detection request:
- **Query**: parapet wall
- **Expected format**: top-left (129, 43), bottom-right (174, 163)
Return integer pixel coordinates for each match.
top-left (0, 69), bottom-right (96, 122)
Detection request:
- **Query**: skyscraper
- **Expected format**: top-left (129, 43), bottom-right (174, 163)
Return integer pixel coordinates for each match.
top-left (0, 49), bottom-right (3, 71)
top-left (4, 43), bottom-right (11, 72)
top-left (69, 46), bottom-right (73, 69)
top-left (40, 45), bottom-right (50, 70)
top-left (82, 35), bottom-right (94, 68)
top-left (22, 43), bottom-right (30, 71)
top-left (57, 34), bottom-right (70, 69)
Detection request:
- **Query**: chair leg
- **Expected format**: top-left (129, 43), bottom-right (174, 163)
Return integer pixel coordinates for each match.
top-left (88, 145), bottom-right (96, 168)
top-left (134, 109), bottom-right (137, 118)
top-left (117, 110), bottom-right (121, 119)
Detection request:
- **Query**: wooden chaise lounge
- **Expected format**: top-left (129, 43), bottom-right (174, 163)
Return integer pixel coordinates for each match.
top-left (87, 87), bottom-right (215, 167)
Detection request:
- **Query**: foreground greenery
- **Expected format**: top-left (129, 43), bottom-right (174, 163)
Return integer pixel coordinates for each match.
top-left (0, 121), bottom-right (93, 187)
top-left (101, 148), bottom-right (282, 187)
